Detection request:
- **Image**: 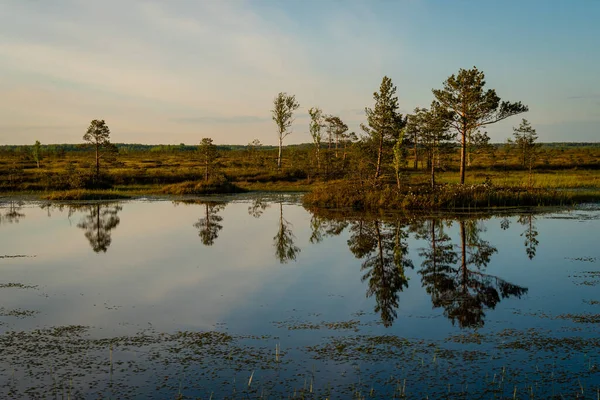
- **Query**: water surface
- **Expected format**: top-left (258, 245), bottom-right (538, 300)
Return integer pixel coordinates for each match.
top-left (0, 196), bottom-right (599, 398)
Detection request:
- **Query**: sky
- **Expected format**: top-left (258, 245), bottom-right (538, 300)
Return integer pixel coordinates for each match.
top-left (0, 0), bottom-right (599, 145)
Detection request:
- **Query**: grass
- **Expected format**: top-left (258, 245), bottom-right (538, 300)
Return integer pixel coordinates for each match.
top-left (43, 189), bottom-right (133, 201)
top-left (1, 145), bottom-right (599, 204)
top-left (161, 178), bottom-right (247, 195)
top-left (432, 169), bottom-right (600, 189)
top-left (303, 179), bottom-right (600, 210)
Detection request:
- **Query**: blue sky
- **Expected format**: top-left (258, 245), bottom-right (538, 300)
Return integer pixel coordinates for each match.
top-left (0, 0), bottom-right (598, 145)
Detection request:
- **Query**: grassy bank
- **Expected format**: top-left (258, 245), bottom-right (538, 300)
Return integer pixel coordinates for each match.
top-left (2, 144), bottom-right (599, 203)
top-left (303, 180), bottom-right (600, 210)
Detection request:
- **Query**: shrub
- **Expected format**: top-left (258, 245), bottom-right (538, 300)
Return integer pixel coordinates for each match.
top-left (161, 177), bottom-right (247, 195)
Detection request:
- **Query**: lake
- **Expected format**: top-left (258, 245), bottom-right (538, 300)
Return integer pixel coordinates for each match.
top-left (0, 195), bottom-right (599, 399)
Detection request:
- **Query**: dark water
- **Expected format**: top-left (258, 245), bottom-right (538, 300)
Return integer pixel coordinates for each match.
top-left (0, 196), bottom-right (599, 399)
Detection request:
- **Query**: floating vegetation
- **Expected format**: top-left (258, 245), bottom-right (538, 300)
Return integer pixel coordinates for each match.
top-left (0, 283), bottom-right (38, 290)
top-left (0, 326), bottom-right (286, 399)
top-left (513, 309), bottom-right (600, 324)
top-left (556, 313), bottom-right (600, 324)
top-left (273, 319), bottom-right (363, 332)
top-left (0, 307), bottom-right (39, 318)
top-left (565, 256), bottom-right (597, 263)
top-left (570, 271), bottom-right (600, 286)
top-left (0, 255), bottom-right (35, 259)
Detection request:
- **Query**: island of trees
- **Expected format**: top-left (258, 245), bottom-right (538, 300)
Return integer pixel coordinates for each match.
top-left (1, 66), bottom-right (599, 208)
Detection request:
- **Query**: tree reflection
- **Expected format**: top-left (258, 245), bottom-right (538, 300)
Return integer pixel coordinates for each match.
top-left (418, 218), bottom-right (458, 311)
top-left (77, 204), bottom-right (122, 253)
top-left (274, 199), bottom-right (300, 263)
top-left (248, 197), bottom-right (270, 219)
top-left (309, 214), bottom-right (348, 244)
top-left (348, 218), bottom-right (413, 327)
top-left (0, 201), bottom-right (25, 225)
top-left (419, 219), bottom-right (528, 328)
top-left (193, 202), bottom-right (225, 246)
top-left (518, 213), bottom-right (539, 260)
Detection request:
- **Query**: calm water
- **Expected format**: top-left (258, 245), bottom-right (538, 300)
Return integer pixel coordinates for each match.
top-left (0, 196), bottom-right (599, 399)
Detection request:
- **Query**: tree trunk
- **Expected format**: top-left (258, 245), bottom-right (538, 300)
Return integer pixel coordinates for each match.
top-left (528, 160), bottom-right (533, 187)
top-left (431, 149), bottom-right (435, 189)
top-left (460, 221), bottom-right (467, 292)
top-left (375, 135), bottom-right (383, 180)
top-left (413, 140), bottom-right (418, 170)
top-left (459, 124), bottom-right (467, 185)
top-left (375, 221), bottom-right (384, 270)
top-left (277, 136), bottom-right (283, 169)
top-left (316, 147), bottom-right (320, 171)
top-left (95, 143), bottom-right (100, 182)
top-left (205, 157), bottom-right (209, 181)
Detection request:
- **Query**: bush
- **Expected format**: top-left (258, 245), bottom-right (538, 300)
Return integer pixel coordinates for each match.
top-left (161, 177), bottom-right (247, 195)
top-left (303, 181), bottom-right (595, 210)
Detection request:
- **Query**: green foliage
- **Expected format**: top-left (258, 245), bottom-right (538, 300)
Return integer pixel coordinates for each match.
top-left (308, 107), bottom-right (324, 170)
top-left (272, 92), bottom-right (300, 168)
top-left (32, 140), bottom-right (42, 168)
top-left (406, 103), bottom-right (455, 188)
top-left (83, 119), bottom-right (117, 184)
top-left (513, 120), bottom-right (539, 164)
top-left (513, 119), bottom-right (540, 186)
top-left (392, 128), bottom-right (408, 189)
top-left (198, 137), bottom-right (219, 181)
top-left (361, 76), bottom-right (405, 180)
top-left (433, 67), bottom-right (528, 184)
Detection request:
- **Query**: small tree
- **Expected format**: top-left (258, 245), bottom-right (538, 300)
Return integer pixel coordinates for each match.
top-left (247, 139), bottom-right (262, 167)
top-left (392, 128), bottom-right (408, 189)
top-left (513, 119), bottom-right (539, 186)
top-left (83, 119), bottom-right (116, 183)
top-left (405, 109), bottom-right (426, 171)
top-left (329, 116), bottom-right (349, 158)
top-left (406, 104), bottom-right (454, 188)
top-left (32, 140), bottom-right (42, 168)
top-left (308, 107), bottom-right (324, 171)
top-left (426, 102), bottom-right (455, 188)
top-left (432, 67), bottom-right (528, 184)
top-left (361, 76), bottom-right (405, 180)
top-left (198, 138), bottom-right (218, 181)
top-left (271, 92), bottom-right (300, 169)
top-left (467, 130), bottom-right (494, 167)
top-left (405, 116), bottom-right (421, 170)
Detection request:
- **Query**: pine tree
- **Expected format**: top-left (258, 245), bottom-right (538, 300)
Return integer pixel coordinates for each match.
top-left (361, 76), bottom-right (405, 180)
top-left (432, 67), bottom-right (528, 184)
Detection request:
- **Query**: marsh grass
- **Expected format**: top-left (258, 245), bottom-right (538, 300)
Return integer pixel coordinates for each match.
top-left (2, 145), bottom-right (598, 195)
top-left (43, 189), bottom-right (132, 201)
top-left (161, 178), bottom-right (247, 195)
top-left (303, 180), bottom-right (600, 210)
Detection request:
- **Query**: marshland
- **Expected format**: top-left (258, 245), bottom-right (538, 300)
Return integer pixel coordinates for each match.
top-left (2, 65), bottom-right (600, 400)
top-left (3, 1), bottom-right (600, 398)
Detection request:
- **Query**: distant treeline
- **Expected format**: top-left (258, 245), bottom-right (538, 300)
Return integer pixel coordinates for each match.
top-left (0, 141), bottom-right (597, 154)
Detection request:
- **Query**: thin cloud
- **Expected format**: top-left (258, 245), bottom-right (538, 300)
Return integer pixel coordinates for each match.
top-left (172, 116), bottom-right (269, 124)
top-left (567, 94), bottom-right (600, 100)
